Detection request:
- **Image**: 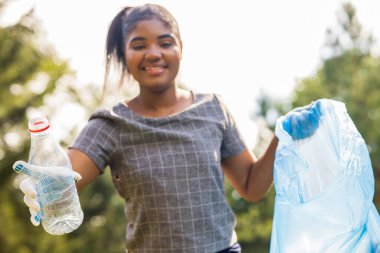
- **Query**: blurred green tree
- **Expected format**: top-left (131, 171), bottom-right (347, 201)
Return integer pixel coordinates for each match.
top-left (239, 2), bottom-right (380, 252)
top-left (289, 2), bottom-right (380, 205)
top-left (0, 1), bottom-right (72, 252)
top-left (0, 1), bottom-right (127, 252)
top-left (225, 124), bottom-right (275, 252)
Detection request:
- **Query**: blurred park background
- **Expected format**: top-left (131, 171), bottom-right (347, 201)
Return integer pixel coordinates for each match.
top-left (1, 0), bottom-right (380, 252)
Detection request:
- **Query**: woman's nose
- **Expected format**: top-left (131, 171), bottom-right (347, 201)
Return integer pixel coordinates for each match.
top-left (145, 46), bottom-right (162, 61)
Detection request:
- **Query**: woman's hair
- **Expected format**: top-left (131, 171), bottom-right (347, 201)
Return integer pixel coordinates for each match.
top-left (104, 4), bottom-right (182, 92)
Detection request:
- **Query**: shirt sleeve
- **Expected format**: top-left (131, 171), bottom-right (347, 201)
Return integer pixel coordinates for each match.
top-left (214, 94), bottom-right (248, 158)
top-left (69, 110), bottom-right (119, 173)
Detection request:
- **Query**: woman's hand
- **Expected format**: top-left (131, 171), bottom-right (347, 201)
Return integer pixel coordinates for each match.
top-left (19, 176), bottom-right (41, 226)
top-left (12, 161), bottom-right (82, 226)
top-left (282, 100), bottom-right (322, 140)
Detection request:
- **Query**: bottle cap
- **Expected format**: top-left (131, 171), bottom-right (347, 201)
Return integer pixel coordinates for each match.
top-left (28, 117), bottom-right (50, 133)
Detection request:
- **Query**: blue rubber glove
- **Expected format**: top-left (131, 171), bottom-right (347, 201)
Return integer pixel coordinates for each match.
top-left (282, 100), bottom-right (322, 140)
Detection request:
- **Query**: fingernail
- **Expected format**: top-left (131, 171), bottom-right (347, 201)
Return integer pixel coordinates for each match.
top-left (34, 211), bottom-right (41, 222)
top-left (13, 163), bottom-right (30, 176)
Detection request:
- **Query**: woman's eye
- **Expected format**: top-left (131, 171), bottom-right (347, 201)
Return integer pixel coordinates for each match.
top-left (132, 45), bottom-right (145, 50)
top-left (160, 41), bottom-right (173, 48)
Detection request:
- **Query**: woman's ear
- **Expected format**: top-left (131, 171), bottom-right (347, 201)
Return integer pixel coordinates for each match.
top-left (180, 42), bottom-right (183, 59)
top-left (124, 58), bottom-right (130, 74)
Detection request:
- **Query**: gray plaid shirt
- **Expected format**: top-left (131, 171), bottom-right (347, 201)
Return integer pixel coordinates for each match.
top-left (71, 93), bottom-right (247, 252)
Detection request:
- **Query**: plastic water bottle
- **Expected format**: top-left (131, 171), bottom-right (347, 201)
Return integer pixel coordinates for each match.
top-left (26, 116), bottom-right (83, 235)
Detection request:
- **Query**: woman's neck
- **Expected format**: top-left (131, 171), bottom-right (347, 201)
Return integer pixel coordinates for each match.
top-left (127, 87), bottom-right (193, 118)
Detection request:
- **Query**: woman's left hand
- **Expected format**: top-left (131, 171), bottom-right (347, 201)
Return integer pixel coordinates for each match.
top-left (281, 100), bottom-right (322, 140)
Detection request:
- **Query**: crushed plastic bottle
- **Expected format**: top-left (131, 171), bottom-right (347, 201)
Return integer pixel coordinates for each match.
top-left (270, 99), bottom-right (380, 253)
top-left (16, 116), bottom-right (83, 235)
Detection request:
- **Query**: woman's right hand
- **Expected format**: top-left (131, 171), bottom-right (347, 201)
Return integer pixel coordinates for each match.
top-left (13, 161), bottom-right (82, 226)
top-left (19, 177), bottom-right (42, 226)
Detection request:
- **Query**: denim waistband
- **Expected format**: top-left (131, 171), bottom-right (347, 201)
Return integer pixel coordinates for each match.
top-left (215, 242), bottom-right (241, 253)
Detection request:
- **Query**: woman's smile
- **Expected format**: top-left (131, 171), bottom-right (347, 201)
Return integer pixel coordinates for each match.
top-left (142, 65), bottom-right (167, 76)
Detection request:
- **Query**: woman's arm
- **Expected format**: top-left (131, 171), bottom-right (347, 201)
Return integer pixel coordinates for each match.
top-left (68, 149), bottom-right (101, 191)
top-left (222, 136), bottom-right (278, 202)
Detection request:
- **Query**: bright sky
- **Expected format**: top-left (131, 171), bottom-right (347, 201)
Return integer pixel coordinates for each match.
top-left (3, 0), bottom-right (380, 149)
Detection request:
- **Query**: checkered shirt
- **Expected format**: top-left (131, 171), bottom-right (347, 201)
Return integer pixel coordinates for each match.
top-left (71, 93), bottom-right (247, 252)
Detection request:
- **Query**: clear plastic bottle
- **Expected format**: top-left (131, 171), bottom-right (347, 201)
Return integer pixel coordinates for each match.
top-left (27, 116), bottom-right (83, 235)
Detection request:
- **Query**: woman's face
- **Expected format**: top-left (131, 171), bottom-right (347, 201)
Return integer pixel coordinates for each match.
top-left (124, 19), bottom-right (182, 92)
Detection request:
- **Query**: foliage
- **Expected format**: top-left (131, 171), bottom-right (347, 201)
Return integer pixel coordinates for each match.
top-left (0, 1), bottom-right (127, 252)
top-left (0, 1), bottom-right (72, 252)
top-left (290, 3), bottom-right (380, 205)
top-left (3, 1), bottom-right (379, 253)
top-left (225, 126), bottom-right (275, 253)
top-left (247, 2), bottom-right (380, 252)
top-left (0, 9), bottom-right (71, 185)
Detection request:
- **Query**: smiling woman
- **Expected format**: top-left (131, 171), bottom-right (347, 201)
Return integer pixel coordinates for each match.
top-left (104, 5), bottom-right (182, 89)
top-left (12, 3), bottom-right (287, 253)
top-left (62, 7), bottom-right (278, 253)
top-left (124, 20), bottom-right (182, 93)
top-left (13, 4), bottom-right (275, 252)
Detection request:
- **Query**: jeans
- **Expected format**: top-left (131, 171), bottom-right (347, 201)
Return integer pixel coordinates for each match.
top-left (215, 242), bottom-right (241, 253)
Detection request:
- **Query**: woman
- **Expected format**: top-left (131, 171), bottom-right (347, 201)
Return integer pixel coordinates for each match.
top-left (15, 4), bottom-right (278, 252)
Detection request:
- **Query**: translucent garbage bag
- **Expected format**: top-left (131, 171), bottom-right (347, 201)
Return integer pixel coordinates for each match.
top-left (270, 98), bottom-right (380, 253)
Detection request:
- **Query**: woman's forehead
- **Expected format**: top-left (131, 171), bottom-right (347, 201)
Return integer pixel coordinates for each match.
top-left (127, 19), bottom-right (178, 41)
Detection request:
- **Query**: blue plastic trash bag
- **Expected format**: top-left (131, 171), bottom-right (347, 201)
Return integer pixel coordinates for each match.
top-left (270, 98), bottom-right (380, 253)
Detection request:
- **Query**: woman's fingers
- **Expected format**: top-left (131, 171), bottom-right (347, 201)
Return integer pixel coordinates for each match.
top-left (20, 177), bottom-right (37, 198)
top-left (23, 195), bottom-right (40, 211)
top-left (73, 171), bottom-right (82, 182)
top-left (29, 209), bottom-right (41, 226)
top-left (20, 177), bottom-right (41, 226)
